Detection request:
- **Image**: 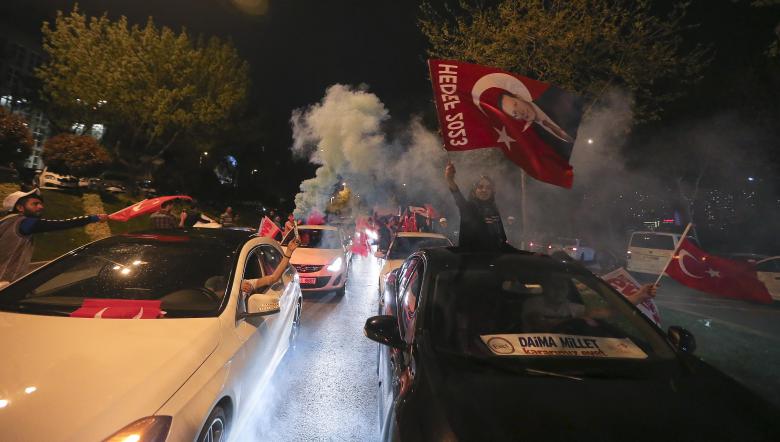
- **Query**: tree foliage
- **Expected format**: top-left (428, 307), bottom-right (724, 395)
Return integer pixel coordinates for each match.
top-left (419, 0), bottom-right (710, 121)
top-left (43, 133), bottom-right (111, 175)
top-left (0, 107), bottom-right (34, 164)
top-left (36, 6), bottom-right (250, 166)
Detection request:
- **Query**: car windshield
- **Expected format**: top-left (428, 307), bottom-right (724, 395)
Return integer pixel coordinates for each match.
top-left (288, 229), bottom-right (341, 249)
top-left (630, 233), bottom-right (675, 250)
top-left (0, 235), bottom-right (236, 318)
top-left (388, 236), bottom-right (451, 260)
top-left (430, 265), bottom-right (674, 361)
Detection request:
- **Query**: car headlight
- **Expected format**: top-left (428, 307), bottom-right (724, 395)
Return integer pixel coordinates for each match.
top-left (104, 416), bottom-right (172, 442)
top-left (327, 257), bottom-right (343, 272)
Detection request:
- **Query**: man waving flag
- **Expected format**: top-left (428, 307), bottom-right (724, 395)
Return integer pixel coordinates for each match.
top-left (428, 59), bottom-right (584, 188)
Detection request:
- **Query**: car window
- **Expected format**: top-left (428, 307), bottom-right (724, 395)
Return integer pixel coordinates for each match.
top-left (243, 249), bottom-right (264, 279)
top-left (0, 237), bottom-right (235, 318)
top-left (630, 233), bottom-right (675, 250)
top-left (430, 265), bottom-right (675, 361)
top-left (283, 229), bottom-right (341, 249)
top-left (757, 258), bottom-right (780, 272)
top-left (258, 245), bottom-right (283, 276)
top-left (398, 260), bottom-right (423, 343)
top-left (388, 236), bottom-right (451, 260)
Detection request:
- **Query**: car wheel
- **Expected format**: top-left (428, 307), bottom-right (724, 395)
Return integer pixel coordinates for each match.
top-left (198, 405), bottom-right (229, 442)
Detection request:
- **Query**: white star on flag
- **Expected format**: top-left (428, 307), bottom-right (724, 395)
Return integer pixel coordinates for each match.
top-left (494, 126), bottom-right (515, 150)
top-left (705, 268), bottom-right (721, 278)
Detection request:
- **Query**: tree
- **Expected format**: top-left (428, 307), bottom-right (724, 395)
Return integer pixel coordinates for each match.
top-left (36, 6), bottom-right (250, 169)
top-left (0, 107), bottom-right (33, 165)
top-left (419, 0), bottom-right (710, 121)
top-left (43, 133), bottom-right (111, 176)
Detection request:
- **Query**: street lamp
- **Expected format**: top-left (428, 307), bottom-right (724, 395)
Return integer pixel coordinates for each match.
top-left (587, 138), bottom-right (594, 145)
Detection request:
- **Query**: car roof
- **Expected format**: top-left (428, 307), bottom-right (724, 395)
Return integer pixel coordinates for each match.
top-left (417, 247), bottom-right (590, 276)
top-left (106, 228), bottom-right (257, 249)
top-left (396, 232), bottom-right (448, 239)
top-left (298, 225), bottom-right (337, 231)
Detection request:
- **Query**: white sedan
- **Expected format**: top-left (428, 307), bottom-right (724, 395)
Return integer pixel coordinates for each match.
top-left (756, 256), bottom-right (780, 301)
top-left (283, 225), bottom-right (350, 295)
top-left (376, 232), bottom-right (452, 295)
top-left (0, 229), bottom-right (302, 441)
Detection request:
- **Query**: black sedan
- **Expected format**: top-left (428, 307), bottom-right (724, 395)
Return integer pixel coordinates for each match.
top-left (365, 248), bottom-right (780, 441)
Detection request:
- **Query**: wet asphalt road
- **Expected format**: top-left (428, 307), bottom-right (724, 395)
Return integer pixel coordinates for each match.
top-left (239, 255), bottom-right (381, 441)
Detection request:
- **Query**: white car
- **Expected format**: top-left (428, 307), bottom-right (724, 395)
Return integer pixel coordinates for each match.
top-left (549, 237), bottom-right (596, 261)
top-left (283, 225), bottom-right (350, 295)
top-left (377, 232), bottom-right (452, 295)
top-left (38, 169), bottom-right (79, 189)
top-left (756, 256), bottom-right (780, 301)
top-left (0, 229), bottom-right (302, 441)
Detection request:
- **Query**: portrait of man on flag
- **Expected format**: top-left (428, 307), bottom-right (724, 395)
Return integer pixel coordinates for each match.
top-left (428, 59), bottom-right (584, 188)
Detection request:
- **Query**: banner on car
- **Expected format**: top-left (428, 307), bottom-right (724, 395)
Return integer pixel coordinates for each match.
top-left (481, 333), bottom-right (647, 359)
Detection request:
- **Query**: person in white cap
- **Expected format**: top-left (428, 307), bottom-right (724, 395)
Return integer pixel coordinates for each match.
top-left (0, 189), bottom-right (107, 283)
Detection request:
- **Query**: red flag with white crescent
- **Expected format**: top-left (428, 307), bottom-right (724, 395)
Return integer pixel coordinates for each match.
top-left (108, 195), bottom-right (192, 222)
top-left (428, 59), bottom-right (584, 188)
top-left (70, 299), bottom-right (163, 319)
top-left (259, 216), bottom-right (282, 239)
top-left (665, 239), bottom-right (772, 304)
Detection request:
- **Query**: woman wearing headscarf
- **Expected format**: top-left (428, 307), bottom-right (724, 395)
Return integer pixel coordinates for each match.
top-left (444, 161), bottom-right (507, 251)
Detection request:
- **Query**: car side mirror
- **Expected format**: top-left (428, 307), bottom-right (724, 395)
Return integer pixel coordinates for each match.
top-left (667, 326), bottom-right (696, 354)
top-left (240, 293), bottom-right (280, 319)
top-left (364, 315), bottom-right (405, 349)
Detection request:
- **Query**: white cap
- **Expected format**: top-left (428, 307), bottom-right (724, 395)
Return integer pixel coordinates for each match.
top-left (3, 188), bottom-right (41, 212)
top-left (439, 217), bottom-right (447, 223)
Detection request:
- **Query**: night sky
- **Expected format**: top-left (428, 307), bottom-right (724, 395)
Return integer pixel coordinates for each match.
top-left (2, 0), bottom-right (779, 198)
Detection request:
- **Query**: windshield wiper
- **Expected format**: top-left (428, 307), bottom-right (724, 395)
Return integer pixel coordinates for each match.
top-left (524, 368), bottom-right (583, 381)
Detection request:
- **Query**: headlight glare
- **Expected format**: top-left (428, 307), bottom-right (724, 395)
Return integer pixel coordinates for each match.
top-left (327, 257), bottom-right (343, 272)
top-left (104, 416), bottom-right (172, 442)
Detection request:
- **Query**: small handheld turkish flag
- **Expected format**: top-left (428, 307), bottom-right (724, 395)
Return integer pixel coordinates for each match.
top-left (665, 239), bottom-right (772, 304)
top-left (428, 59), bottom-right (584, 188)
top-left (258, 216), bottom-right (281, 239)
top-left (108, 195), bottom-right (192, 222)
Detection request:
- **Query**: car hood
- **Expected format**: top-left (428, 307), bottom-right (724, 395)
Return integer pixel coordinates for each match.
top-left (291, 247), bottom-right (343, 265)
top-left (0, 312), bottom-right (220, 441)
top-left (423, 354), bottom-right (780, 441)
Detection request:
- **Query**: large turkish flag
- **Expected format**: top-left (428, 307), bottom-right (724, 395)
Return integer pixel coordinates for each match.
top-left (665, 239), bottom-right (772, 304)
top-left (108, 195), bottom-right (192, 222)
top-left (428, 59), bottom-right (584, 188)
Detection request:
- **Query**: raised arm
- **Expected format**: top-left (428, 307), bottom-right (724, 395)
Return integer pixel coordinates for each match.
top-left (445, 161), bottom-right (468, 210)
top-left (242, 239), bottom-right (300, 293)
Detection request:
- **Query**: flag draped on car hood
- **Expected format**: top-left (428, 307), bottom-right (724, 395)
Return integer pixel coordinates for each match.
top-left (665, 238), bottom-right (772, 304)
top-left (428, 59), bottom-right (583, 188)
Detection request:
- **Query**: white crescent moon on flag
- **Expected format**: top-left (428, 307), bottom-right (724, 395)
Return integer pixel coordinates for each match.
top-left (94, 307), bottom-right (108, 318)
top-left (677, 250), bottom-right (704, 279)
top-left (131, 200), bottom-right (148, 213)
top-left (471, 73), bottom-right (533, 113)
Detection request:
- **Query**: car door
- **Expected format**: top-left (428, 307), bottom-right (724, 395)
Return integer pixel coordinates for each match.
top-left (379, 257), bottom-right (423, 438)
top-left (257, 244), bottom-right (297, 333)
top-left (756, 257), bottom-right (780, 301)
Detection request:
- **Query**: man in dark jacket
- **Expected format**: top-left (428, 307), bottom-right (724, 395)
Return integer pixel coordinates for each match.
top-left (0, 189), bottom-right (107, 283)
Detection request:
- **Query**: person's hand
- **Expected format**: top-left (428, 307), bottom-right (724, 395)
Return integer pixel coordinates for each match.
top-left (633, 284), bottom-right (658, 305)
top-left (445, 161), bottom-right (456, 181)
top-left (96, 214), bottom-right (109, 222)
top-left (241, 280), bottom-right (253, 294)
top-left (286, 238), bottom-right (301, 255)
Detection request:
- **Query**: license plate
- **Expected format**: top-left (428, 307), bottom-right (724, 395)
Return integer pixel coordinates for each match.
top-left (300, 277), bottom-right (316, 284)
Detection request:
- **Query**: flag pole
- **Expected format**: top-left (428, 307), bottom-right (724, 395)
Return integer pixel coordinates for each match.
top-left (653, 222), bottom-right (693, 286)
top-left (520, 170), bottom-right (527, 248)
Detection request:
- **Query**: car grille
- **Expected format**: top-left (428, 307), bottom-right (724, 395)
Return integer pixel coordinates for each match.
top-left (300, 276), bottom-right (331, 289)
top-left (294, 264), bottom-right (324, 273)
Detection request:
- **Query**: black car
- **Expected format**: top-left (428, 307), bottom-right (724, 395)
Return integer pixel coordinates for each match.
top-left (366, 248), bottom-right (780, 441)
